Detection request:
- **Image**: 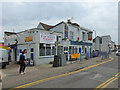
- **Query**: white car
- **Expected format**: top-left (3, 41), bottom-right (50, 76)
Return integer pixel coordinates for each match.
top-left (0, 49), bottom-right (9, 68)
top-left (116, 50), bottom-right (120, 56)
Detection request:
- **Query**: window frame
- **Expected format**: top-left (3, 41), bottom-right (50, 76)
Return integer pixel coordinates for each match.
top-left (39, 43), bottom-right (55, 56)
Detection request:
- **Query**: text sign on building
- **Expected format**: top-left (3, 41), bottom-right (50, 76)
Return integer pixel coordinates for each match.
top-left (25, 36), bottom-right (33, 42)
top-left (71, 41), bottom-right (92, 46)
top-left (64, 24), bottom-right (68, 39)
top-left (40, 32), bottom-right (56, 44)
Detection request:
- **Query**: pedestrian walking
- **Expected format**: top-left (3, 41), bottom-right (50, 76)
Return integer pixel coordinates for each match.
top-left (19, 51), bottom-right (26, 74)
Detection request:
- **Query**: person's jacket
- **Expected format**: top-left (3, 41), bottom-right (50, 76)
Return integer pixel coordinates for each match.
top-left (19, 54), bottom-right (25, 63)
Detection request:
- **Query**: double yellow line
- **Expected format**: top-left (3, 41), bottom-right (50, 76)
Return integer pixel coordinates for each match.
top-left (10, 57), bottom-right (114, 89)
top-left (95, 72), bottom-right (120, 89)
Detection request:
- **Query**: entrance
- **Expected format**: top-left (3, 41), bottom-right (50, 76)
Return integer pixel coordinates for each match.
top-left (64, 47), bottom-right (68, 61)
top-left (9, 45), bottom-right (17, 62)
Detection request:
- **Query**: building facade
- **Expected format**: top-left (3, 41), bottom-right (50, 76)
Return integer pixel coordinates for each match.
top-left (92, 35), bottom-right (114, 53)
top-left (4, 20), bottom-right (93, 65)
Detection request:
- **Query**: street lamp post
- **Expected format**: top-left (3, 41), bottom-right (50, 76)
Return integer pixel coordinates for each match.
top-left (15, 39), bottom-right (18, 62)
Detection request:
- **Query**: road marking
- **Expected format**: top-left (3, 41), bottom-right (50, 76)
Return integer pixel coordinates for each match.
top-left (95, 72), bottom-right (120, 89)
top-left (10, 57), bottom-right (114, 89)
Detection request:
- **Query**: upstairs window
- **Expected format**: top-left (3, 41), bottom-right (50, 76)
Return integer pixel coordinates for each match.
top-left (69, 31), bottom-right (74, 40)
top-left (82, 32), bottom-right (85, 41)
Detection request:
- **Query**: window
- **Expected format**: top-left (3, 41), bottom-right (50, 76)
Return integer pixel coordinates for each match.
top-left (100, 38), bottom-right (102, 44)
top-left (46, 44), bottom-right (51, 56)
top-left (70, 31), bottom-right (74, 40)
top-left (39, 43), bottom-right (45, 56)
top-left (64, 47), bottom-right (68, 51)
top-left (82, 32), bottom-right (85, 41)
top-left (74, 47), bottom-right (77, 53)
top-left (82, 46), bottom-right (85, 53)
top-left (31, 48), bottom-right (34, 52)
top-left (52, 46), bottom-right (56, 55)
top-left (39, 43), bottom-right (56, 56)
top-left (69, 46), bottom-right (72, 54)
top-left (71, 47), bottom-right (74, 54)
top-left (88, 32), bottom-right (92, 40)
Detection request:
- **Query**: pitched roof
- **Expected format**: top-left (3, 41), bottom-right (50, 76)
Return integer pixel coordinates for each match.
top-left (48, 21), bottom-right (65, 30)
top-left (38, 22), bottom-right (53, 30)
top-left (4, 32), bottom-right (16, 36)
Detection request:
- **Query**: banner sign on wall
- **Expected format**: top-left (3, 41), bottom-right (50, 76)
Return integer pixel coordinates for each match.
top-left (71, 53), bottom-right (80, 59)
top-left (71, 41), bottom-right (92, 46)
top-left (25, 36), bottom-right (33, 42)
top-left (64, 24), bottom-right (68, 39)
top-left (40, 32), bottom-right (56, 44)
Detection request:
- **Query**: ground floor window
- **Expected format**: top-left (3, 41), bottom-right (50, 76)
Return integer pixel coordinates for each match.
top-left (46, 44), bottom-right (51, 56)
top-left (39, 43), bottom-right (45, 56)
top-left (74, 47), bottom-right (77, 53)
top-left (39, 43), bottom-right (56, 56)
top-left (71, 47), bottom-right (74, 54)
top-left (52, 45), bottom-right (56, 55)
top-left (82, 46), bottom-right (85, 53)
top-left (69, 46), bottom-right (72, 54)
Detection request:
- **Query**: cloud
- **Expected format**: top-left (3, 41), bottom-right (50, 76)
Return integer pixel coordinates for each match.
top-left (2, 2), bottom-right (118, 44)
top-left (2, 0), bottom-right (119, 2)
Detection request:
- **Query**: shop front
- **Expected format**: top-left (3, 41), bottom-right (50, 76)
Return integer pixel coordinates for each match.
top-left (38, 32), bottom-right (57, 64)
top-left (68, 41), bottom-right (92, 60)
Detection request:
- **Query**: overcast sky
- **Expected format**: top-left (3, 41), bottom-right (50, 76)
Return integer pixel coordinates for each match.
top-left (1, 1), bottom-right (118, 44)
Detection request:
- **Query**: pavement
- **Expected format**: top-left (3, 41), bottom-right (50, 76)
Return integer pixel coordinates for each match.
top-left (2, 53), bottom-right (116, 88)
top-left (2, 56), bottom-right (102, 78)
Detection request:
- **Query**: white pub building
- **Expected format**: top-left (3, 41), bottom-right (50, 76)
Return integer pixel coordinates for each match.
top-left (4, 20), bottom-right (93, 65)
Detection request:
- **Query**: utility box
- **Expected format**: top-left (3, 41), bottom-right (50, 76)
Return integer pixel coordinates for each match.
top-left (53, 55), bottom-right (59, 67)
top-left (59, 54), bottom-right (66, 66)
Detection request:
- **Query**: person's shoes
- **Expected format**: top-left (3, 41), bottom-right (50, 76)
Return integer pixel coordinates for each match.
top-left (21, 72), bottom-right (24, 75)
top-left (23, 72), bottom-right (26, 74)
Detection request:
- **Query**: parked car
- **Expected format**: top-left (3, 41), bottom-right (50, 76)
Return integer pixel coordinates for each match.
top-left (116, 50), bottom-right (120, 56)
top-left (0, 49), bottom-right (9, 69)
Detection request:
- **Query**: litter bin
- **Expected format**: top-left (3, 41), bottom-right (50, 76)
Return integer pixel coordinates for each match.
top-left (53, 55), bottom-right (59, 67)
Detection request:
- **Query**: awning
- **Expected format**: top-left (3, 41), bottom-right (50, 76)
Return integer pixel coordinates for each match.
top-left (0, 44), bottom-right (11, 50)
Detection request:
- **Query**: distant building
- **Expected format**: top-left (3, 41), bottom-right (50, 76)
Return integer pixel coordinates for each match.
top-left (92, 35), bottom-right (116, 53)
top-left (111, 41), bottom-right (117, 51)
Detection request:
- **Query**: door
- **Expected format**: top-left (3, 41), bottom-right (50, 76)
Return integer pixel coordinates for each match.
top-left (64, 47), bottom-right (68, 61)
top-left (30, 48), bottom-right (34, 60)
top-left (31, 53), bottom-right (34, 60)
top-left (85, 48), bottom-right (87, 53)
top-left (79, 48), bottom-right (81, 53)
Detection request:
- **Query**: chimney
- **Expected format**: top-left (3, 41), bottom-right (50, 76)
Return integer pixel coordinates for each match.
top-left (67, 19), bottom-right (71, 24)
